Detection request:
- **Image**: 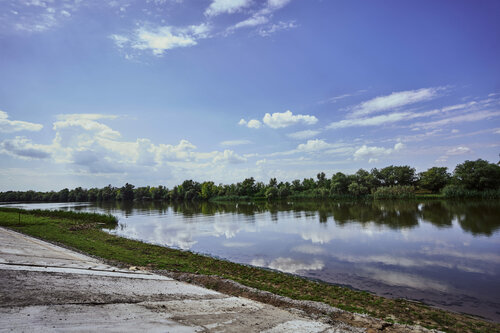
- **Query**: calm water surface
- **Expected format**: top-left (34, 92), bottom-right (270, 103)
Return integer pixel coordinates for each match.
top-left (5, 200), bottom-right (500, 321)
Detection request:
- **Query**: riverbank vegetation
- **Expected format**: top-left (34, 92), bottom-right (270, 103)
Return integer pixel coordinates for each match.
top-left (0, 207), bottom-right (498, 333)
top-left (1, 159), bottom-right (499, 202)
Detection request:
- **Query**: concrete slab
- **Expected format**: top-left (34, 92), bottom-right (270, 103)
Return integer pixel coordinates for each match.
top-left (0, 227), bottom-right (361, 332)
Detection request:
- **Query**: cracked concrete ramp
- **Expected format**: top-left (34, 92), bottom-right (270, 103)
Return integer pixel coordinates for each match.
top-left (0, 227), bottom-right (361, 332)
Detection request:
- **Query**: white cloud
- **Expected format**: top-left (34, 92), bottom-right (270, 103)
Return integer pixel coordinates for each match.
top-left (213, 149), bottom-right (247, 164)
top-left (287, 129), bottom-right (321, 140)
top-left (220, 139), bottom-right (252, 146)
top-left (446, 146), bottom-right (471, 155)
top-left (349, 87), bottom-right (441, 118)
top-left (1, 113), bottom-right (250, 180)
top-left (53, 114), bottom-right (121, 140)
top-left (263, 110), bottom-right (317, 128)
top-left (318, 89), bottom-right (368, 105)
top-left (111, 23), bottom-right (211, 56)
top-left (229, 0), bottom-right (293, 31)
top-left (411, 110), bottom-right (500, 130)
top-left (297, 139), bottom-right (331, 152)
top-left (327, 112), bottom-right (410, 129)
top-left (441, 101), bottom-right (476, 112)
top-left (6, 0), bottom-right (80, 33)
top-left (394, 142), bottom-right (404, 150)
top-left (133, 27), bottom-right (196, 55)
top-left (56, 113), bottom-right (118, 121)
top-left (233, 15), bottom-right (269, 29)
top-left (436, 146), bottom-right (473, 163)
top-left (328, 94), bottom-right (500, 131)
top-left (0, 136), bottom-right (52, 159)
top-left (267, 0), bottom-right (292, 10)
top-left (247, 119), bottom-right (262, 128)
top-left (258, 20), bottom-right (297, 37)
top-left (155, 139), bottom-right (198, 162)
top-left (353, 142), bottom-right (404, 161)
top-left (205, 0), bottom-right (252, 17)
top-left (110, 34), bottom-right (129, 48)
top-left (0, 110), bottom-right (43, 133)
top-left (238, 118), bottom-right (262, 129)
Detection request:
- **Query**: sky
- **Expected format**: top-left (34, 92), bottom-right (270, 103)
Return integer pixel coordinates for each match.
top-left (0, 0), bottom-right (499, 191)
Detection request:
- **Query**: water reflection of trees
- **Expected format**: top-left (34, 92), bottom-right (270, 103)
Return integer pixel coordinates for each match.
top-left (441, 201), bottom-right (500, 236)
top-left (92, 200), bottom-right (500, 236)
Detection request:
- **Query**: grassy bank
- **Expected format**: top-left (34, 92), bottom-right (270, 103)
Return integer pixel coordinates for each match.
top-left (0, 208), bottom-right (498, 333)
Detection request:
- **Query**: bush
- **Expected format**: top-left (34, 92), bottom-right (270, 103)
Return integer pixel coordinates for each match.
top-left (442, 185), bottom-right (500, 198)
top-left (373, 186), bottom-right (415, 199)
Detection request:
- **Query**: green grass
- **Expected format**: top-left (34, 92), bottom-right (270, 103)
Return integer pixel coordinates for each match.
top-left (0, 208), bottom-right (498, 333)
top-left (0, 207), bottom-right (118, 225)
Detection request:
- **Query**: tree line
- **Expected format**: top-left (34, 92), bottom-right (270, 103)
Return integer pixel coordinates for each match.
top-left (1, 159), bottom-right (499, 202)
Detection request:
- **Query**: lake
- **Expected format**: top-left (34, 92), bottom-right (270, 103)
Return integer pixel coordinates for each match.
top-left (4, 200), bottom-right (500, 322)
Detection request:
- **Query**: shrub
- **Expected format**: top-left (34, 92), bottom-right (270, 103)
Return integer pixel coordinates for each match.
top-left (373, 185), bottom-right (415, 199)
top-left (442, 185), bottom-right (500, 198)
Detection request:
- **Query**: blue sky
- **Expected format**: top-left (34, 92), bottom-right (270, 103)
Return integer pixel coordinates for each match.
top-left (1, 0), bottom-right (499, 191)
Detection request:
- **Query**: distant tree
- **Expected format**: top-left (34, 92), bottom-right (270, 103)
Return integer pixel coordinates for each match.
top-left (277, 182), bottom-right (291, 199)
top-left (100, 185), bottom-right (117, 201)
top-left (291, 179), bottom-right (302, 192)
top-left (121, 183), bottom-right (135, 201)
top-left (59, 188), bottom-right (69, 202)
top-left (265, 187), bottom-right (278, 200)
top-left (453, 159), bottom-right (500, 190)
top-left (239, 177), bottom-right (256, 196)
top-left (330, 172), bottom-right (349, 194)
top-left (184, 189), bottom-right (198, 201)
top-left (355, 169), bottom-right (380, 192)
top-left (150, 186), bottom-right (166, 200)
top-left (418, 167), bottom-right (451, 193)
top-left (88, 188), bottom-right (99, 201)
top-left (201, 181), bottom-right (217, 199)
top-left (302, 178), bottom-right (316, 191)
top-left (348, 182), bottom-right (368, 196)
top-left (374, 165), bottom-right (416, 186)
top-left (316, 172), bottom-right (329, 188)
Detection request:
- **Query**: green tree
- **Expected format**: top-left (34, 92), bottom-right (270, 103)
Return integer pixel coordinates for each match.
top-left (418, 167), bottom-right (450, 193)
top-left (302, 178), bottom-right (316, 191)
top-left (265, 187), bottom-right (278, 200)
top-left (348, 182), bottom-right (368, 196)
top-left (121, 183), bottom-right (135, 201)
top-left (330, 172), bottom-right (349, 194)
top-left (316, 172), bottom-right (329, 188)
top-left (374, 165), bottom-right (416, 186)
top-left (201, 181), bottom-right (217, 200)
top-left (58, 188), bottom-right (69, 202)
top-left (239, 177), bottom-right (256, 196)
top-left (268, 178), bottom-right (278, 188)
top-left (453, 159), bottom-right (500, 190)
